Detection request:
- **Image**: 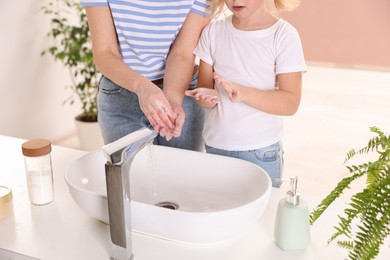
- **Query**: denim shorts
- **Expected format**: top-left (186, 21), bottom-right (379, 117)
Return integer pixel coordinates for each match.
top-left (97, 74), bottom-right (205, 152)
top-left (205, 141), bottom-right (284, 188)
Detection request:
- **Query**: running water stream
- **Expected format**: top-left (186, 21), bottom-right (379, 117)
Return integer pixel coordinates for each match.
top-left (146, 143), bottom-right (160, 203)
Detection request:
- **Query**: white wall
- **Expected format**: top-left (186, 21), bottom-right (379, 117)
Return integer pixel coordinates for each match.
top-left (0, 1), bottom-right (80, 142)
top-left (281, 0), bottom-right (390, 69)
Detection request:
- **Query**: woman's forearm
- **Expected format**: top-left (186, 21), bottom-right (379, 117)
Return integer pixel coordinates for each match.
top-left (86, 6), bottom-right (149, 95)
top-left (164, 53), bottom-right (195, 105)
top-left (93, 51), bottom-right (149, 95)
top-left (163, 12), bottom-right (211, 106)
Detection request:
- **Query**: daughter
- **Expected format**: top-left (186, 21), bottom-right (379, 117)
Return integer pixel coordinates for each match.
top-left (185, 0), bottom-right (306, 187)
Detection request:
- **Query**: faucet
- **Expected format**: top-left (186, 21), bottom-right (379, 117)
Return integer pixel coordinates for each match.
top-left (102, 128), bottom-right (158, 260)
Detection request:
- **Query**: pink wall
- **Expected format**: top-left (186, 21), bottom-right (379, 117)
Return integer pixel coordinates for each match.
top-left (280, 0), bottom-right (390, 69)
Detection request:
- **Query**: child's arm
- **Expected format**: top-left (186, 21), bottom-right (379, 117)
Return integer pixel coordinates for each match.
top-left (215, 72), bottom-right (302, 116)
top-left (185, 60), bottom-right (220, 108)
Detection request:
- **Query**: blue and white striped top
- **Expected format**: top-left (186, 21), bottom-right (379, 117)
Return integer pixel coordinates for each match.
top-left (81, 0), bottom-right (210, 80)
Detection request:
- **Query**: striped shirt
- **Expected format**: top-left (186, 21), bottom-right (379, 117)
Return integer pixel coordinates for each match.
top-left (81, 0), bottom-right (210, 80)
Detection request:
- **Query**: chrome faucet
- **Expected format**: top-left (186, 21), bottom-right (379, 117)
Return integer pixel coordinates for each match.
top-left (102, 128), bottom-right (158, 260)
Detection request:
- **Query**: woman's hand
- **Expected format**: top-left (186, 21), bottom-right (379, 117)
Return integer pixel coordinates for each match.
top-left (158, 102), bottom-right (185, 141)
top-left (171, 103), bottom-right (185, 138)
top-left (136, 83), bottom-right (176, 136)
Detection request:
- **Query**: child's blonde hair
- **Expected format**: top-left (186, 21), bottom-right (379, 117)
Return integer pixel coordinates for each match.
top-left (210, 0), bottom-right (301, 17)
top-left (209, 0), bottom-right (225, 17)
top-left (273, 0), bottom-right (301, 11)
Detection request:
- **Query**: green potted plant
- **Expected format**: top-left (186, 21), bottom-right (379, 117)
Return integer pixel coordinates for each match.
top-left (41, 0), bottom-right (103, 150)
top-left (310, 126), bottom-right (390, 259)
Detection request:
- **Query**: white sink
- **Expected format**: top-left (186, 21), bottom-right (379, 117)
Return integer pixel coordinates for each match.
top-left (65, 145), bottom-right (271, 245)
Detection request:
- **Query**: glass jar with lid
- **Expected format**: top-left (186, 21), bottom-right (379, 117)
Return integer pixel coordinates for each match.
top-left (21, 139), bottom-right (54, 205)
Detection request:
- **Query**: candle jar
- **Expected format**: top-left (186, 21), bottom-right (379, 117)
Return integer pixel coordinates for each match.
top-left (0, 186), bottom-right (13, 221)
top-left (21, 139), bottom-right (54, 205)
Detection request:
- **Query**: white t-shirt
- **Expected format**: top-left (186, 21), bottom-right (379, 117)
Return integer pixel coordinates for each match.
top-left (194, 16), bottom-right (307, 151)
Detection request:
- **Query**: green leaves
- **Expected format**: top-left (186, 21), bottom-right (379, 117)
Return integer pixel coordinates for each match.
top-left (310, 127), bottom-right (390, 259)
top-left (41, 0), bottom-right (100, 120)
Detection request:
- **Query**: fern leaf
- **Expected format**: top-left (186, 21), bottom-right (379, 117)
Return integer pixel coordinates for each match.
top-left (310, 127), bottom-right (390, 259)
top-left (337, 240), bottom-right (354, 249)
top-left (310, 170), bottom-right (365, 224)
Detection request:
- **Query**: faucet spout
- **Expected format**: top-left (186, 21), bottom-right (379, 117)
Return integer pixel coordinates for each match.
top-left (103, 128), bottom-right (158, 260)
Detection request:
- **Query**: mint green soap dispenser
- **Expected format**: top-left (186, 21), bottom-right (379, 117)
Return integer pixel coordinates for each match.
top-left (274, 176), bottom-right (310, 251)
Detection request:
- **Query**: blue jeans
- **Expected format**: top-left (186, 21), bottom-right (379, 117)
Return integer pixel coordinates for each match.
top-left (205, 142), bottom-right (284, 188)
top-left (97, 75), bottom-right (205, 151)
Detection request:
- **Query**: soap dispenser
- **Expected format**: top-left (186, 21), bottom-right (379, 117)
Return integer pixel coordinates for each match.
top-left (274, 176), bottom-right (310, 251)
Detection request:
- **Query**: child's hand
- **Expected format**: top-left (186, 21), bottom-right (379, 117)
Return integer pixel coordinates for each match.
top-left (214, 73), bottom-right (242, 103)
top-left (185, 88), bottom-right (220, 104)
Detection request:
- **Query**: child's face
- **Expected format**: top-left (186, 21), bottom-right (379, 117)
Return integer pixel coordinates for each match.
top-left (224, 0), bottom-right (267, 18)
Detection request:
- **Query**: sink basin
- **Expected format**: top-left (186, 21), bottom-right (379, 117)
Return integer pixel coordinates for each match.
top-left (65, 145), bottom-right (271, 245)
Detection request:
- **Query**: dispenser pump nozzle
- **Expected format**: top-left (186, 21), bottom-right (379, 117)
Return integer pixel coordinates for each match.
top-left (286, 176), bottom-right (300, 205)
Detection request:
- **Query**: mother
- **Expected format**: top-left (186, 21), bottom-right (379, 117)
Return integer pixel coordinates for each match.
top-left (81, 0), bottom-right (211, 151)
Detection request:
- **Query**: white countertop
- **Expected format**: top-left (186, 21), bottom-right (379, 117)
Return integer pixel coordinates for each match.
top-left (0, 135), bottom-right (389, 260)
